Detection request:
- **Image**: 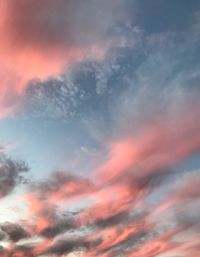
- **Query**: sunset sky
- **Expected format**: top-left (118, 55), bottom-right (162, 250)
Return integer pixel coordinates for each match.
top-left (0, 1), bottom-right (200, 256)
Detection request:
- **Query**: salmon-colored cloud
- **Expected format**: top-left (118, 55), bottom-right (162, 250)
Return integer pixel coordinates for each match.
top-left (1, 104), bottom-right (200, 255)
top-left (0, 0), bottom-right (125, 117)
top-left (97, 106), bottom-right (200, 184)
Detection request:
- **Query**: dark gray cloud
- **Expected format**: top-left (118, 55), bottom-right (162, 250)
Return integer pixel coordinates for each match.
top-left (4, 245), bottom-right (35, 257)
top-left (40, 216), bottom-right (76, 238)
top-left (42, 238), bottom-right (100, 256)
top-left (94, 211), bottom-right (129, 229)
top-left (0, 223), bottom-right (30, 242)
top-left (0, 154), bottom-right (29, 198)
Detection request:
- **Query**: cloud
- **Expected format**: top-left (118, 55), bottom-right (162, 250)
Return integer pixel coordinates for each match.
top-left (19, 14), bottom-right (200, 124)
top-left (0, 0), bottom-right (127, 117)
top-left (0, 154), bottom-right (29, 198)
top-left (0, 223), bottom-right (29, 242)
top-left (3, 0), bottom-right (125, 49)
top-left (0, 157), bottom-right (200, 256)
top-left (173, 172), bottom-right (200, 201)
top-left (1, 3), bottom-right (200, 256)
top-left (1, 96), bottom-right (200, 255)
top-left (96, 104), bottom-right (200, 186)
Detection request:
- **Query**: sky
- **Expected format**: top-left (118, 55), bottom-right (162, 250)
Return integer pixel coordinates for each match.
top-left (0, 0), bottom-right (200, 256)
